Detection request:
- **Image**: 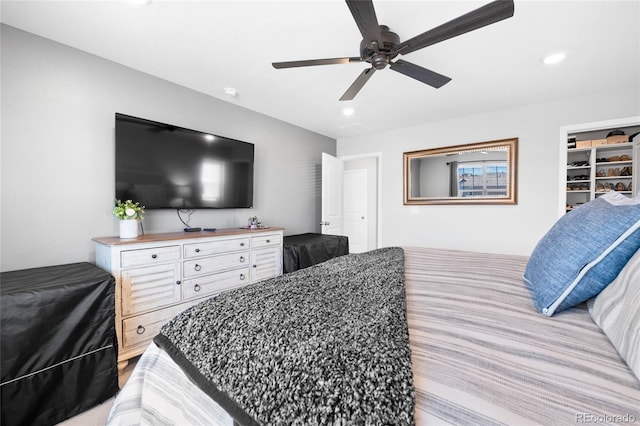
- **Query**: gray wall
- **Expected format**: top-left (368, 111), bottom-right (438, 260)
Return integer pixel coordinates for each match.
top-left (0, 25), bottom-right (336, 271)
top-left (338, 87), bottom-right (639, 256)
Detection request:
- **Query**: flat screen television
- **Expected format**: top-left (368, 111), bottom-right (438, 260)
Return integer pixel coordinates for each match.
top-left (115, 113), bottom-right (254, 209)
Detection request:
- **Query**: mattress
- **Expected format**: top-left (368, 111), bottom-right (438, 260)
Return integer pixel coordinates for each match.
top-left (108, 247), bottom-right (640, 425)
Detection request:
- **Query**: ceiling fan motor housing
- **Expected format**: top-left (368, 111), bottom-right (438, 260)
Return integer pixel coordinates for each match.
top-left (360, 25), bottom-right (400, 70)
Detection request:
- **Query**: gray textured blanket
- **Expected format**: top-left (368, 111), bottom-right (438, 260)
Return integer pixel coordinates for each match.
top-left (154, 247), bottom-right (415, 425)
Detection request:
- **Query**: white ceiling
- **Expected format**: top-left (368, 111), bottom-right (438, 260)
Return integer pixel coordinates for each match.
top-left (1, 0), bottom-right (638, 139)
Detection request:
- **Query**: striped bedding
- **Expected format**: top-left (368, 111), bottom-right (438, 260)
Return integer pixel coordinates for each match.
top-left (108, 247), bottom-right (640, 425)
top-left (404, 247), bottom-right (639, 425)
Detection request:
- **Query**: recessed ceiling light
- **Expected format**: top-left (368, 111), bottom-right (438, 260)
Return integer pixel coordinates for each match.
top-left (130, 0), bottom-right (151, 5)
top-left (342, 108), bottom-right (355, 116)
top-left (542, 52), bottom-right (566, 65)
top-left (223, 87), bottom-right (238, 97)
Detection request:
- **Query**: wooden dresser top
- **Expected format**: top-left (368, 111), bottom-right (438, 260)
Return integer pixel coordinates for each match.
top-left (93, 227), bottom-right (284, 246)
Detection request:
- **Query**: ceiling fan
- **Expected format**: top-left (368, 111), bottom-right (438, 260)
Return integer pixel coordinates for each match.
top-left (272, 0), bottom-right (514, 101)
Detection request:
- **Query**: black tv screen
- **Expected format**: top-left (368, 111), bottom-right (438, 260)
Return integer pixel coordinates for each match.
top-left (115, 113), bottom-right (254, 209)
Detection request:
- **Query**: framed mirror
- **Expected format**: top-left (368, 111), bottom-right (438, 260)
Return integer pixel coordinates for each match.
top-left (404, 138), bottom-right (518, 205)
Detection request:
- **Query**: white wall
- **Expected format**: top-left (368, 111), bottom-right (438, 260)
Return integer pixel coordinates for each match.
top-left (337, 87), bottom-right (639, 256)
top-left (0, 25), bottom-right (335, 271)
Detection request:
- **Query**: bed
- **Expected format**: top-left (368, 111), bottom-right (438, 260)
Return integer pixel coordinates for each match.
top-left (107, 243), bottom-right (640, 425)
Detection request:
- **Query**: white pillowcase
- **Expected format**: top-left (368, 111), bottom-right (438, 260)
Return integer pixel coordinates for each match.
top-left (587, 248), bottom-right (640, 380)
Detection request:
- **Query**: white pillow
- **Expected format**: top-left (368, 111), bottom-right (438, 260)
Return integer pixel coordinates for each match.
top-left (587, 248), bottom-right (640, 380)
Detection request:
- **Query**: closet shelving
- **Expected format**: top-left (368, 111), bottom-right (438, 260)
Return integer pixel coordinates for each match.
top-left (564, 121), bottom-right (639, 213)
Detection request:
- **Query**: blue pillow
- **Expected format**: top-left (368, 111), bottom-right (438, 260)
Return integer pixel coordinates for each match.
top-left (523, 191), bottom-right (640, 316)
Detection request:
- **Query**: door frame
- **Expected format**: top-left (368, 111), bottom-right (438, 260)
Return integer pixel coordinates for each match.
top-left (339, 152), bottom-right (382, 250)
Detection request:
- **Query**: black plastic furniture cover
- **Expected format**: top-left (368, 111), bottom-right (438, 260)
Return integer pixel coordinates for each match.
top-left (283, 233), bottom-right (349, 273)
top-left (1, 262), bottom-right (117, 426)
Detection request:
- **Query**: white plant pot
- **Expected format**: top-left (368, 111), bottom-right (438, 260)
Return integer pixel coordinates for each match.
top-left (119, 220), bottom-right (139, 239)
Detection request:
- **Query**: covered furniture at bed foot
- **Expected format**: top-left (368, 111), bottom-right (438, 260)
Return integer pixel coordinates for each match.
top-left (283, 233), bottom-right (349, 273)
top-left (0, 262), bottom-right (117, 426)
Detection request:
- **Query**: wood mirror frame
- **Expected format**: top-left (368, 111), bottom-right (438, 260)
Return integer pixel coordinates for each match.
top-left (403, 138), bottom-right (518, 205)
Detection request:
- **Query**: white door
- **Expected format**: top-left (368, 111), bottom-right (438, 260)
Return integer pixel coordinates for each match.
top-left (343, 169), bottom-right (368, 253)
top-left (321, 153), bottom-right (344, 235)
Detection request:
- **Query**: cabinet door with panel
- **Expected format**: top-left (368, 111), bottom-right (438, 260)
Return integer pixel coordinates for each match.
top-left (120, 263), bottom-right (181, 316)
top-left (251, 245), bottom-right (283, 282)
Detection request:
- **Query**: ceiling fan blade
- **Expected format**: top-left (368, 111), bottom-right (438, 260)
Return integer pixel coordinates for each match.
top-left (390, 59), bottom-right (451, 88)
top-left (272, 57), bottom-right (362, 69)
top-left (340, 67), bottom-right (376, 101)
top-left (346, 0), bottom-right (382, 47)
top-left (393, 0), bottom-right (514, 55)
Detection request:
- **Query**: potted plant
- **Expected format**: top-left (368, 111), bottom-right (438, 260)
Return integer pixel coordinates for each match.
top-left (113, 199), bottom-right (145, 238)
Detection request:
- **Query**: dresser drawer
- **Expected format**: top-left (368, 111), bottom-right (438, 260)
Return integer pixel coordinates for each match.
top-left (120, 263), bottom-right (181, 316)
top-left (184, 237), bottom-right (249, 258)
top-left (183, 251), bottom-right (250, 278)
top-left (251, 233), bottom-right (282, 249)
top-left (122, 301), bottom-right (198, 348)
top-left (121, 245), bottom-right (181, 268)
top-left (183, 267), bottom-right (250, 301)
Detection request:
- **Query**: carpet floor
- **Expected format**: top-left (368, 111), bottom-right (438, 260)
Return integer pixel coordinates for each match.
top-left (55, 356), bottom-right (138, 425)
top-left (56, 399), bottom-right (113, 426)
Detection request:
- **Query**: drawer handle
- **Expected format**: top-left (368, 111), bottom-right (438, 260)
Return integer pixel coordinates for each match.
top-left (136, 325), bottom-right (146, 335)
top-left (266, 239), bottom-right (270, 243)
top-left (253, 264), bottom-right (257, 268)
top-left (195, 248), bottom-right (200, 253)
top-left (151, 254), bottom-right (157, 259)
top-left (240, 242), bottom-right (245, 247)
top-left (239, 256), bottom-right (245, 263)
top-left (176, 280), bottom-right (181, 285)
top-left (194, 284), bottom-right (201, 292)
top-left (240, 273), bottom-right (246, 280)
top-left (194, 264), bottom-right (202, 272)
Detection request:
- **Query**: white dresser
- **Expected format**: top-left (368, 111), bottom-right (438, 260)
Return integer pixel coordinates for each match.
top-left (93, 227), bottom-right (284, 375)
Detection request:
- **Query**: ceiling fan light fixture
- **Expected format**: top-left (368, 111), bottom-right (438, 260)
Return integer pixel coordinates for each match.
top-left (542, 52), bottom-right (566, 65)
